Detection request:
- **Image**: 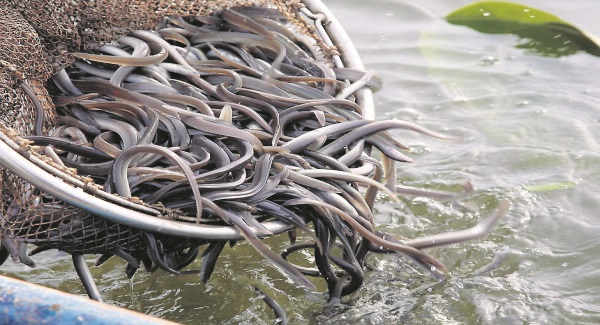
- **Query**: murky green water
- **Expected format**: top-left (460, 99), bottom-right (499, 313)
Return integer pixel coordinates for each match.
top-left (3, 0), bottom-right (600, 323)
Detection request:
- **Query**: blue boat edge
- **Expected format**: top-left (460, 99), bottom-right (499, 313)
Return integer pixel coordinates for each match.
top-left (0, 275), bottom-right (175, 324)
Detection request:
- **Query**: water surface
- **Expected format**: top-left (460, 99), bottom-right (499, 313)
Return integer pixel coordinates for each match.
top-left (3, 0), bottom-right (600, 323)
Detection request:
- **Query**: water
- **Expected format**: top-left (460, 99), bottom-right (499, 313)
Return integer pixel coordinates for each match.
top-left (3, 0), bottom-right (600, 323)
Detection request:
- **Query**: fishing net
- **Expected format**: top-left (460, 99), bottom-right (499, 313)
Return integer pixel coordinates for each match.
top-left (0, 0), bottom-right (506, 308)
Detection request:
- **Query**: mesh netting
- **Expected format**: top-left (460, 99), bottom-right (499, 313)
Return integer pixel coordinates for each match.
top-left (0, 0), bottom-right (506, 308)
top-left (0, 0), bottom-right (317, 259)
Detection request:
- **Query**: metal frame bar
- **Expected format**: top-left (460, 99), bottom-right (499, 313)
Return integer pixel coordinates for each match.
top-left (0, 135), bottom-right (292, 240)
top-left (0, 0), bottom-right (373, 241)
top-left (303, 0), bottom-right (375, 119)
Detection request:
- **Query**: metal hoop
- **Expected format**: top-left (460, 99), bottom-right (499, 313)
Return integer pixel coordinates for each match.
top-left (0, 0), bottom-right (376, 241)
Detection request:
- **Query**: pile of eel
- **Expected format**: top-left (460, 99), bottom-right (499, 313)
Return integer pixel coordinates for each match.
top-left (17, 6), bottom-right (507, 309)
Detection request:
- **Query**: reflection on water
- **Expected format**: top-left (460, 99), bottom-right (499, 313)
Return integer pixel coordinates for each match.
top-left (3, 0), bottom-right (600, 323)
top-left (324, 0), bottom-right (600, 324)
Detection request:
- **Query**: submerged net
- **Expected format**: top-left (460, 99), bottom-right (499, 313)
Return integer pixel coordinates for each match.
top-left (0, 0), bottom-right (506, 308)
top-left (1, 0), bottom-right (307, 260)
top-left (0, 0), bottom-right (310, 254)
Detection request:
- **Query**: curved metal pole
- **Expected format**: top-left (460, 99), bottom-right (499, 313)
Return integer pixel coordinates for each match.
top-left (0, 135), bottom-right (293, 241)
top-left (302, 0), bottom-right (376, 120)
top-left (0, 1), bottom-right (370, 243)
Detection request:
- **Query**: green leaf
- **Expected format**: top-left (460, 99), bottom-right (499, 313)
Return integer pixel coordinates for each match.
top-left (446, 1), bottom-right (600, 57)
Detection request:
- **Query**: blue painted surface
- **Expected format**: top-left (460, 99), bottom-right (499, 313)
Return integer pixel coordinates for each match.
top-left (0, 275), bottom-right (173, 324)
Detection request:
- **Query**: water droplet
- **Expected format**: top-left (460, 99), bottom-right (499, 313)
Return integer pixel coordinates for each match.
top-left (483, 12), bottom-right (490, 17)
top-left (562, 263), bottom-right (568, 267)
top-left (522, 70), bottom-right (535, 76)
top-left (547, 206), bottom-right (563, 213)
top-left (427, 288), bottom-right (433, 292)
top-left (517, 100), bottom-right (530, 106)
top-left (452, 96), bottom-right (469, 104)
top-left (478, 55), bottom-right (499, 66)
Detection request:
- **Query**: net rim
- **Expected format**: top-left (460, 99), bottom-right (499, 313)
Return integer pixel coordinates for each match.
top-left (303, 0), bottom-right (375, 119)
top-left (0, 0), bottom-right (375, 241)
